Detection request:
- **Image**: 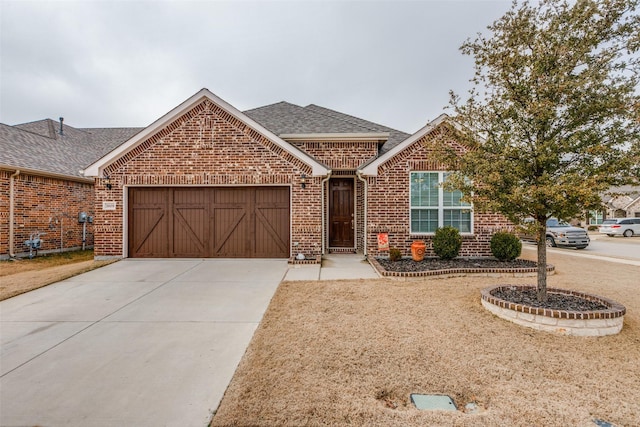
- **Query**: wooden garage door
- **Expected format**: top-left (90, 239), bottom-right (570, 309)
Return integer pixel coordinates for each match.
top-left (128, 187), bottom-right (290, 258)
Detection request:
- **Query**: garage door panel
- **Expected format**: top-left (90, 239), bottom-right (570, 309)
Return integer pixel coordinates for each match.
top-left (128, 188), bottom-right (169, 258)
top-left (255, 187), bottom-right (289, 257)
top-left (171, 188), bottom-right (208, 257)
top-left (130, 208), bottom-right (168, 257)
top-left (255, 208), bottom-right (289, 257)
top-left (129, 187), bottom-right (289, 258)
top-left (212, 208), bottom-right (248, 257)
top-left (173, 207), bottom-right (207, 257)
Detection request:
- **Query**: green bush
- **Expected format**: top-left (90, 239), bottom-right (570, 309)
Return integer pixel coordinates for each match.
top-left (433, 226), bottom-right (462, 260)
top-left (490, 231), bottom-right (522, 261)
top-left (588, 225), bottom-right (598, 231)
top-left (389, 247), bottom-right (402, 262)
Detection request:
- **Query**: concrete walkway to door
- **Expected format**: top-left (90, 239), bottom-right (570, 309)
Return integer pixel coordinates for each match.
top-left (0, 259), bottom-right (287, 427)
top-left (284, 254), bottom-right (380, 281)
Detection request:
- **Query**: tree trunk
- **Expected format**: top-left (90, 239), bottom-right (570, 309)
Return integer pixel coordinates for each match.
top-left (537, 223), bottom-right (548, 302)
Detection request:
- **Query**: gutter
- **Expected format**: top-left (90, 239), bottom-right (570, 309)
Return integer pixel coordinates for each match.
top-left (0, 164), bottom-right (93, 184)
top-left (280, 132), bottom-right (389, 142)
top-left (320, 171), bottom-right (332, 255)
top-left (9, 170), bottom-right (20, 258)
top-left (356, 170), bottom-right (368, 256)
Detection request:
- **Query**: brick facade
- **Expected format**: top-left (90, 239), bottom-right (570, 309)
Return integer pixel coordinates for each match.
top-left (365, 126), bottom-right (512, 258)
top-left (91, 103), bottom-right (513, 259)
top-left (1, 170), bottom-right (95, 259)
top-left (94, 99), bottom-right (322, 259)
top-left (291, 140), bottom-right (378, 170)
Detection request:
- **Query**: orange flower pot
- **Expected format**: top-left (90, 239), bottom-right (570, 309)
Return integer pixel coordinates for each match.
top-left (411, 240), bottom-right (426, 261)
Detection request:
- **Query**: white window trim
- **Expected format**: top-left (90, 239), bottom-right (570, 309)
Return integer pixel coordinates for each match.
top-left (409, 171), bottom-right (474, 235)
top-left (588, 210), bottom-right (604, 225)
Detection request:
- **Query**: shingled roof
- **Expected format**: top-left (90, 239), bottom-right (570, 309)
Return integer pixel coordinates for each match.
top-left (244, 102), bottom-right (409, 153)
top-left (1, 120), bottom-right (141, 179)
top-left (2, 99), bottom-right (411, 179)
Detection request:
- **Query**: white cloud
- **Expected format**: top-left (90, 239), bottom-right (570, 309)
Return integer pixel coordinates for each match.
top-left (0, 0), bottom-right (511, 132)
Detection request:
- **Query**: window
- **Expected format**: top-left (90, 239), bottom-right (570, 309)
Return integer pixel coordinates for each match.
top-left (410, 172), bottom-right (472, 234)
top-left (588, 210), bottom-right (604, 225)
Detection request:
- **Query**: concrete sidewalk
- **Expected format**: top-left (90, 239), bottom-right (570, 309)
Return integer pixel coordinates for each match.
top-left (283, 254), bottom-right (379, 281)
top-left (0, 259), bottom-right (287, 427)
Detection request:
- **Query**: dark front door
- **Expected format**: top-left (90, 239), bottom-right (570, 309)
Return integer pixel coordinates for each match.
top-left (329, 178), bottom-right (354, 247)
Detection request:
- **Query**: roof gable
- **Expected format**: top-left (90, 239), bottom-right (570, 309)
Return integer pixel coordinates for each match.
top-left (83, 89), bottom-right (330, 177)
top-left (358, 114), bottom-right (452, 176)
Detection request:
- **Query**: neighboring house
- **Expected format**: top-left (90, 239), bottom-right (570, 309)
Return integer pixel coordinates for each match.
top-left (602, 186), bottom-right (640, 218)
top-left (82, 88), bottom-right (510, 261)
top-left (0, 120), bottom-right (139, 259)
top-left (587, 186), bottom-right (640, 226)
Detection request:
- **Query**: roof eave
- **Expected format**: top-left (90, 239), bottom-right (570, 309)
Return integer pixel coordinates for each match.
top-left (1, 164), bottom-right (94, 183)
top-left (280, 132), bottom-right (389, 142)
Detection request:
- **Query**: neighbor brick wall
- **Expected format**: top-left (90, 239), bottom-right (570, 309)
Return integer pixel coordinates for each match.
top-left (95, 99), bottom-right (322, 258)
top-left (0, 170), bottom-right (95, 258)
top-left (365, 126), bottom-right (512, 258)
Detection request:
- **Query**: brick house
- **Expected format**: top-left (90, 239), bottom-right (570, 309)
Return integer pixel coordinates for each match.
top-left (80, 88), bottom-right (510, 261)
top-left (0, 120), bottom-right (138, 259)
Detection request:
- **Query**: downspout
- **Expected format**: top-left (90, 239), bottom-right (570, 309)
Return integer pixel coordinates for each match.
top-left (356, 170), bottom-right (368, 257)
top-left (9, 170), bottom-right (20, 258)
top-left (320, 171), bottom-right (332, 255)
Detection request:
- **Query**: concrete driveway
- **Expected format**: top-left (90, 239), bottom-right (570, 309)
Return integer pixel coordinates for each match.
top-left (0, 258), bottom-right (287, 427)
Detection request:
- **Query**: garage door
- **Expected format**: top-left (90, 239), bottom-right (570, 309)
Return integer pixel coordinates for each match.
top-left (128, 187), bottom-right (290, 258)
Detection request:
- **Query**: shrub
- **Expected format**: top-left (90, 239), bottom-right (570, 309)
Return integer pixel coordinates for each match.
top-left (588, 225), bottom-right (598, 231)
top-left (433, 226), bottom-right (462, 260)
top-left (490, 231), bottom-right (522, 261)
top-left (389, 247), bottom-right (402, 262)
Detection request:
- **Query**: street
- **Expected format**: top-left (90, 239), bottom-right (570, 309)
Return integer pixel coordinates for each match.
top-left (522, 233), bottom-right (640, 264)
top-left (584, 235), bottom-right (640, 260)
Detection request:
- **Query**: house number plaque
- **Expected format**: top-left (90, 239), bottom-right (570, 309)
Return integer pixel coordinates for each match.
top-left (102, 201), bottom-right (117, 210)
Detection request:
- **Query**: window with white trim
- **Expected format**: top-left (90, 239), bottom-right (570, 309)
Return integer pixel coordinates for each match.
top-left (410, 172), bottom-right (472, 234)
top-left (588, 210), bottom-right (604, 225)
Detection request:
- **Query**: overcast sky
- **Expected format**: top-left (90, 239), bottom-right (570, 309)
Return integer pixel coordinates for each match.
top-left (0, 0), bottom-right (512, 134)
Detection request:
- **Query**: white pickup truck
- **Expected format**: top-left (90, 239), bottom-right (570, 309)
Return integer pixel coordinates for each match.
top-left (520, 218), bottom-right (590, 249)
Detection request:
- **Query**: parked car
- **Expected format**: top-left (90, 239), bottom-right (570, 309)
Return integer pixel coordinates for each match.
top-left (519, 218), bottom-right (590, 249)
top-left (598, 218), bottom-right (640, 237)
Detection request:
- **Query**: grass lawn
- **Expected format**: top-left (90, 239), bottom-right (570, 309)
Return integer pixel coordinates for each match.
top-left (211, 250), bottom-right (640, 426)
top-left (0, 250), bottom-right (115, 300)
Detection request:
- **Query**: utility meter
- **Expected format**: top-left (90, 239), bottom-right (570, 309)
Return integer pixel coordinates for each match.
top-left (78, 212), bottom-right (88, 223)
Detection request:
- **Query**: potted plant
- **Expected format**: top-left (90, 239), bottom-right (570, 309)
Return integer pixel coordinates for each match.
top-left (410, 240), bottom-right (426, 262)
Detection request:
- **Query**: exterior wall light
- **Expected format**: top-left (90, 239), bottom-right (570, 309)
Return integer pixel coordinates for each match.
top-left (104, 175), bottom-right (112, 190)
top-left (301, 174), bottom-right (306, 189)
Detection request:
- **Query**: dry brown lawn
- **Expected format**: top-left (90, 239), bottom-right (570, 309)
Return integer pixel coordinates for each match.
top-left (0, 251), bottom-right (115, 300)
top-left (212, 250), bottom-right (640, 426)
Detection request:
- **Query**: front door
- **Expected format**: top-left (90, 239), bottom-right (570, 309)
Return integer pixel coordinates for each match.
top-left (329, 178), bottom-right (354, 247)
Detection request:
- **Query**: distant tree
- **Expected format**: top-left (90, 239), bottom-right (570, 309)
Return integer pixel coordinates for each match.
top-left (444, 0), bottom-right (640, 301)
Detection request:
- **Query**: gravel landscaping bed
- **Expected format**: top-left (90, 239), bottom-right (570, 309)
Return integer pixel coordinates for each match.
top-left (376, 257), bottom-right (537, 272)
top-left (491, 287), bottom-right (609, 311)
top-left (374, 257), bottom-right (607, 312)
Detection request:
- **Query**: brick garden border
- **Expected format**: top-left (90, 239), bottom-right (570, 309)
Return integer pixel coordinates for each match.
top-left (481, 285), bottom-right (626, 336)
top-left (368, 256), bottom-right (555, 278)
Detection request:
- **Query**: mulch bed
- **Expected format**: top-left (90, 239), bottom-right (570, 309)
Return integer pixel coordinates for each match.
top-left (375, 257), bottom-right (605, 311)
top-left (491, 287), bottom-right (608, 311)
top-left (376, 257), bottom-right (537, 272)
